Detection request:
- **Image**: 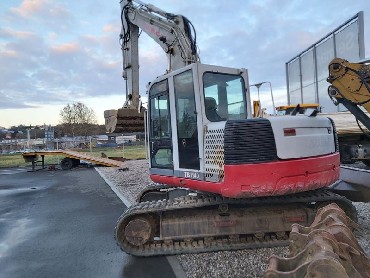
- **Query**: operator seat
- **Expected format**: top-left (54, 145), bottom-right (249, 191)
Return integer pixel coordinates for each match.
top-left (205, 97), bottom-right (222, 121)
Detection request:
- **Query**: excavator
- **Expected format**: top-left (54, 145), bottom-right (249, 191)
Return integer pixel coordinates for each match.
top-left (327, 58), bottom-right (370, 166)
top-left (114, 0), bottom-right (358, 257)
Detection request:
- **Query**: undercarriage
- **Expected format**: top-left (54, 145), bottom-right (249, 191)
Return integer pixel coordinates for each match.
top-left (115, 187), bottom-right (356, 257)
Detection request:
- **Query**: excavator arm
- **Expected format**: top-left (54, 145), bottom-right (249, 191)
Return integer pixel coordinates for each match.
top-left (327, 58), bottom-right (370, 132)
top-left (121, 0), bottom-right (199, 74)
top-left (104, 0), bottom-right (199, 133)
top-left (120, 0), bottom-right (199, 107)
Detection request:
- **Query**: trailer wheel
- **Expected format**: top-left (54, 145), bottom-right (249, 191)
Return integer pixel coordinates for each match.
top-left (72, 159), bottom-right (80, 167)
top-left (60, 158), bottom-right (73, 170)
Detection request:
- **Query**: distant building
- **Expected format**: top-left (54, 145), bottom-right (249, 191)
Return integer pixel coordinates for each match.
top-left (44, 125), bottom-right (54, 141)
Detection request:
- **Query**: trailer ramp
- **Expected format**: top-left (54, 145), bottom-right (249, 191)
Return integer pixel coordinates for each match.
top-left (23, 150), bottom-right (125, 171)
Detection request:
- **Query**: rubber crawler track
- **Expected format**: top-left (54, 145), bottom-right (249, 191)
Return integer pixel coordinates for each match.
top-left (115, 189), bottom-right (356, 257)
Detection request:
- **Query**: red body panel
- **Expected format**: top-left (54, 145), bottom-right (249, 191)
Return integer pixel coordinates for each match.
top-left (150, 153), bottom-right (340, 198)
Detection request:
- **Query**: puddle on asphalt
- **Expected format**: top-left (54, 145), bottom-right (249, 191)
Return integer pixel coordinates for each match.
top-left (0, 186), bottom-right (42, 196)
top-left (0, 218), bottom-right (35, 258)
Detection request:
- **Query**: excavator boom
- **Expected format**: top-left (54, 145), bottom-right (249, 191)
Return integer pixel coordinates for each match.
top-left (104, 0), bottom-right (199, 133)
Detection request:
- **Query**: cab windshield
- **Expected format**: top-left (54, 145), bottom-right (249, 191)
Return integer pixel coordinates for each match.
top-left (203, 72), bottom-right (247, 122)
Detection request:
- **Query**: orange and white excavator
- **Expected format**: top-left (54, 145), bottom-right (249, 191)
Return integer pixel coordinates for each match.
top-left (113, 0), bottom-right (357, 257)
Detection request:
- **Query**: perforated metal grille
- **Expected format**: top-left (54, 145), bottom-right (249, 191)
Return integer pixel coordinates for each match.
top-left (224, 119), bottom-right (277, 164)
top-left (204, 127), bottom-right (225, 182)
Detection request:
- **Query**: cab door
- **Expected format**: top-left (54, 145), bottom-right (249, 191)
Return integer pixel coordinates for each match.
top-left (173, 69), bottom-right (200, 170)
top-left (148, 79), bottom-right (173, 170)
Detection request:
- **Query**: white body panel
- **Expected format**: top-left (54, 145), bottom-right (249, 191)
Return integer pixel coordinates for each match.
top-left (269, 116), bottom-right (335, 159)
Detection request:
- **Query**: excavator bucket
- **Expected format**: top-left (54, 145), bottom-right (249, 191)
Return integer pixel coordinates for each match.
top-left (104, 108), bottom-right (145, 133)
top-left (264, 203), bottom-right (370, 278)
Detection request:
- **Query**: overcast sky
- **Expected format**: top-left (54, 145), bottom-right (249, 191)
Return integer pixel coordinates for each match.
top-left (1, 0), bottom-right (370, 128)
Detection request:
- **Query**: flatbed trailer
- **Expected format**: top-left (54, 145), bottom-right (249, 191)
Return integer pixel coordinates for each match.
top-left (330, 165), bottom-right (370, 202)
top-left (23, 150), bottom-right (125, 171)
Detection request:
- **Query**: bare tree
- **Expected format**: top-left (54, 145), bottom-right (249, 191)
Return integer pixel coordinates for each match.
top-left (60, 102), bottom-right (97, 137)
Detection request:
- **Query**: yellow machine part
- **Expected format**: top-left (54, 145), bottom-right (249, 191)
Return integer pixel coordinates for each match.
top-left (328, 58), bottom-right (370, 113)
top-left (275, 103), bottom-right (319, 112)
top-left (252, 100), bottom-right (271, 118)
top-left (253, 100), bottom-right (261, 117)
top-left (275, 103), bottom-right (320, 115)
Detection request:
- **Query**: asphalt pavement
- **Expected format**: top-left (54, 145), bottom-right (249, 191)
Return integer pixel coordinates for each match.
top-left (0, 167), bottom-right (176, 278)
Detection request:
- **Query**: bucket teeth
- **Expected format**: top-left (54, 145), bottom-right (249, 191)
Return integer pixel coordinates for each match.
top-left (265, 203), bottom-right (370, 278)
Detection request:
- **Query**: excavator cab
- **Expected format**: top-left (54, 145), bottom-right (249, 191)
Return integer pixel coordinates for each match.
top-left (147, 63), bottom-right (251, 180)
top-left (147, 62), bottom-right (339, 198)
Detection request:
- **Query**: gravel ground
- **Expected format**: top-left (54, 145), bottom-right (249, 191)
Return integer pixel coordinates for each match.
top-left (99, 160), bottom-right (370, 278)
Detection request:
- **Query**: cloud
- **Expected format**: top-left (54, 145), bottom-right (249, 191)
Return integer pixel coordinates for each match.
top-left (0, 28), bottom-right (48, 101)
top-left (51, 43), bottom-right (80, 54)
top-left (0, 28), bottom-right (36, 42)
top-left (0, 92), bottom-right (39, 109)
top-left (10, 0), bottom-right (45, 18)
top-left (103, 24), bottom-right (118, 33)
top-left (10, 0), bottom-right (69, 20)
top-left (0, 15), bottom-right (124, 109)
top-left (8, 0), bottom-right (73, 34)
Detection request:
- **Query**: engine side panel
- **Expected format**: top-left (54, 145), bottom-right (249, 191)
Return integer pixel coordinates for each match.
top-left (269, 116), bottom-right (336, 159)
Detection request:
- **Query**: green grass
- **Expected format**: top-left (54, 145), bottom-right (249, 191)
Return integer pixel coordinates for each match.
top-left (0, 145), bottom-right (147, 168)
top-left (84, 145), bottom-right (147, 160)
